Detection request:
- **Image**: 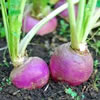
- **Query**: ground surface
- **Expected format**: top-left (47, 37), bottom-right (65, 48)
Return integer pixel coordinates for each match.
top-left (0, 19), bottom-right (100, 100)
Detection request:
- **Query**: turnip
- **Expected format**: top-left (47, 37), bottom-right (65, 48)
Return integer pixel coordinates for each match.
top-left (50, 0), bottom-right (100, 86)
top-left (55, 0), bottom-right (78, 22)
top-left (0, 0), bottom-right (49, 89)
top-left (1, 0), bottom-right (78, 89)
top-left (22, 0), bottom-right (57, 36)
top-left (22, 14), bottom-right (57, 36)
top-left (10, 57), bottom-right (49, 89)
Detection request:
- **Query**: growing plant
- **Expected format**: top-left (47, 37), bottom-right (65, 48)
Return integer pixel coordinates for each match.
top-left (0, 0), bottom-right (49, 89)
top-left (55, 0), bottom-right (78, 22)
top-left (55, 0), bottom-right (100, 22)
top-left (65, 88), bottom-right (77, 99)
top-left (88, 29), bottom-right (100, 55)
top-left (0, 22), bottom-right (5, 38)
top-left (97, 0), bottom-right (100, 7)
top-left (50, 0), bottom-right (100, 86)
top-left (0, 0), bottom-right (79, 89)
top-left (59, 20), bottom-right (69, 36)
top-left (22, 0), bottom-right (57, 36)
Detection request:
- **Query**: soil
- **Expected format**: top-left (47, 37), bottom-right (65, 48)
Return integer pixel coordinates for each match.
top-left (0, 18), bottom-right (100, 100)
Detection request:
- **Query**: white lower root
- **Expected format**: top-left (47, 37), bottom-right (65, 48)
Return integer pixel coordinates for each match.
top-left (79, 43), bottom-right (87, 52)
top-left (13, 57), bottom-right (28, 67)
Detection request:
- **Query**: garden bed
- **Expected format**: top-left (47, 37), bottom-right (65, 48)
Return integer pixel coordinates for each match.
top-left (0, 22), bottom-right (100, 100)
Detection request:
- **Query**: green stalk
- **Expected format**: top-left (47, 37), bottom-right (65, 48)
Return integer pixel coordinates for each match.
top-left (1, 0), bottom-right (26, 65)
top-left (84, 9), bottom-right (100, 40)
top-left (67, 0), bottom-right (79, 49)
top-left (19, 0), bottom-right (79, 57)
top-left (82, 0), bottom-right (97, 42)
top-left (76, 0), bottom-right (86, 43)
top-left (0, 0), bottom-right (11, 57)
top-left (8, 0), bottom-right (26, 63)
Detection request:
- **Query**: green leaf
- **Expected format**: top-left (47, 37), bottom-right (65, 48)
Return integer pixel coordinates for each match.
top-left (94, 60), bottom-right (99, 68)
top-left (8, 9), bottom-right (20, 16)
top-left (65, 88), bottom-right (77, 98)
top-left (96, 0), bottom-right (100, 7)
top-left (71, 92), bottom-right (77, 98)
top-left (0, 87), bottom-right (2, 91)
top-left (0, 28), bottom-right (5, 38)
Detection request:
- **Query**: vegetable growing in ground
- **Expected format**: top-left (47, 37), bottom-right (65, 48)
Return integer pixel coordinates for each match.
top-left (0, 0), bottom-right (78, 89)
top-left (50, 0), bottom-right (100, 86)
top-left (22, 0), bottom-right (57, 36)
top-left (55, 0), bottom-right (78, 22)
top-left (55, 0), bottom-right (100, 22)
top-left (0, 0), bottom-right (49, 89)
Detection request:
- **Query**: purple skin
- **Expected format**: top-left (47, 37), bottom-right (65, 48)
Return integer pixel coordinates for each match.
top-left (55, 0), bottom-right (78, 21)
top-left (50, 43), bottom-right (93, 86)
top-left (10, 57), bottom-right (49, 89)
top-left (22, 15), bottom-right (57, 36)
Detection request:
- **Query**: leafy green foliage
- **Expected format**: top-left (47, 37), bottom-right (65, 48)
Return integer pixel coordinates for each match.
top-left (88, 28), bottom-right (100, 54)
top-left (94, 60), bottom-right (100, 69)
top-left (59, 20), bottom-right (69, 37)
top-left (8, 0), bottom-right (21, 16)
top-left (0, 23), bottom-right (5, 38)
top-left (65, 88), bottom-right (85, 100)
top-left (0, 77), bottom-right (11, 91)
top-left (96, 0), bottom-right (100, 7)
top-left (65, 88), bottom-right (77, 99)
top-left (1, 0), bottom-right (27, 62)
top-left (0, 2), bottom-right (8, 9)
top-left (89, 40), bottom-right (100, 54)
top-left (0, 87), bottom-right (2, 91)
top-left (93, 69), bottom-right (100, 91)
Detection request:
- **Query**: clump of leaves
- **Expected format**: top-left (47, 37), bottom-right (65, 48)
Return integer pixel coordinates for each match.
top-left (65, 88), bottom-right (85, 100)
top-left (94, 60), bottom-right (100, 69)
top-left (58, 20), bottom-right (69, 37)
top-left (0, 87), bottom-right (2, 91)
top-left (88, 28), bottom-right (100, 54)
top-left (0, 77), bottom-right (11, 91)
top-left (93, 70), bottom-right (100, 91)
top-left (92, 59), bottom-right (100, 91)
top-left (0, 22), bottom-right (5, 38)
top-left (89, 40), bottom-right (100, 54)
top-left (65, 88), bottom-right (77, 99)
top-left (96, 0), bottom-right (100, 7)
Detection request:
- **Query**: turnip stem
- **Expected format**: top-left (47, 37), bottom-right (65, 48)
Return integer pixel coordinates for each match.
top-left (76, 0), bottom-right (86, 43)
top-left (0, 0), bottom-right (11, 58)
top-left (82, 0), bottom-right (97, 43)
top-left (8, 0), bottom-right (26, 63)
top-left (67, 0), bottom-right (80, 50)
top-left (1, 0), bottom-right (26, 64)
top-left (19, 0), bottom-right (79, 56)
top-left (82, 9), bottom-right (100, 42)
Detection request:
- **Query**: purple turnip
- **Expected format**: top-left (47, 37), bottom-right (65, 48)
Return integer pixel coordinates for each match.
top-left (22, 15), bottom-right (57, 36)
top-left (22, 0), bottom-right (58, 36)
top-left (1, 0), bottom-right (51, 90)
top-left (49, 0), bottom-right (99, 86)
top-left (10, 57), bottom-right (49, 89)
top-left (55, 0), bottom-right (78, 21)
top-left (50, 43), bottom-right (93, 86)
